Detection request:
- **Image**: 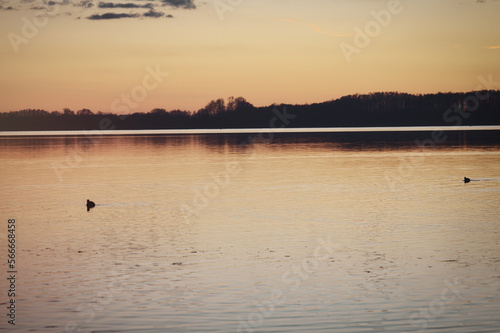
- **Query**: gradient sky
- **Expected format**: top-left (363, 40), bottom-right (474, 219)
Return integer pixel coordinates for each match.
top-left (0, 0), bottom-right (499, 114)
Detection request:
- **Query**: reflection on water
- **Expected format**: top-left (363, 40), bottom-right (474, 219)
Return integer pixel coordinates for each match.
top-left (1, 132), bottom-right (500, 332)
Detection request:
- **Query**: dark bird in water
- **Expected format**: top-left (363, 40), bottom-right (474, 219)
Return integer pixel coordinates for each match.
top-left (86, 199), bottom-right (96, 211)
top-left (463, 177), bottom-right (471, 183)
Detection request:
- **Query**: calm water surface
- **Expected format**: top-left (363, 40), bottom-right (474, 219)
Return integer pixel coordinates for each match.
top-left (1, 131), bottom-right (500, 332)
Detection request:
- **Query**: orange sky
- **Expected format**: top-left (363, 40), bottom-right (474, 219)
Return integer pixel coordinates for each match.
top-left (0, 0), bottom-right (499, 114)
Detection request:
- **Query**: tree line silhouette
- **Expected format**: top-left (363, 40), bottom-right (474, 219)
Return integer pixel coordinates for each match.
top-left (1, 91), bottom-right (499, 131)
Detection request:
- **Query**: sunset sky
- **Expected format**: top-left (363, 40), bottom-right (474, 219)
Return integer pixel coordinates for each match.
top-left (0, 0), bottom-right (499, 114)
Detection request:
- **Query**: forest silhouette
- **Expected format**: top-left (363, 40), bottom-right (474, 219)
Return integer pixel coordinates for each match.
top-left (1, 91), bottom-right (499, 131)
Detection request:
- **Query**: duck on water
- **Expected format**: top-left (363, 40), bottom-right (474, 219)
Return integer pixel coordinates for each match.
top-left (463, 177), bottom-right (471, 183)
top-left (86, 199), bottom-right (96, 211)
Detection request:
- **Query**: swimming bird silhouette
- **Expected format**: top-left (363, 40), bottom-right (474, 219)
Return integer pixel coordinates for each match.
top-left (86, 199), bottom-right (96, 211)
top-left (463, 177), bottom-right (471, 183)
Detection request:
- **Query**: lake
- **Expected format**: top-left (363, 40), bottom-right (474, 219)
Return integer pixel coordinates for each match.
top-left (1, 129), bottom-right (500, 332)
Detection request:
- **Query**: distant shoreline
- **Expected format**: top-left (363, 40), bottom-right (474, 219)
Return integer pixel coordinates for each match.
top-left (2, 91), bottom-right (500, 132)
top-left (2, 126), bottom-right (500, 137)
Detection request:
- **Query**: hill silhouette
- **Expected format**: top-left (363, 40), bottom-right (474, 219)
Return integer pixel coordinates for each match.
top-left (1, 91), bottom-right (499, 131)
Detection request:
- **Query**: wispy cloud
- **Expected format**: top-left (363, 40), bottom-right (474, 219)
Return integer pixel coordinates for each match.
top-left (97, 2), bottom-right (154, 9)
top-left (487, 45), bottom-right (500, 49)
top-left (0, 0), bottom-right (196, 19)
top-left (88, 12), bottom-right (140, 20)
top-left (160, 0), bottom-right (196, 9)
top-left (75, 1), bottom-right (94, 8)
top-left (276, 18), bottom-right (352, 38)
top-left (144, 9), bottom-right (173, 18)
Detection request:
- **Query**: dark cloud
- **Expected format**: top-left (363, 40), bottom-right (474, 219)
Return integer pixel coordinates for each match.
top-left (143, 9), bottom-right (171, 18)
top-left (87, 12), bottom-right (140, 20)
top-left (160, 0), bottom-right (196, 9)
top-left (47, 0), bottom-right (70, 5)
top-left (143, 9), bottom-right (163, 18)
top-left (98, 2), bottom-right (154, 9)
top-left (0, 0), bottom-right (197, 16)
